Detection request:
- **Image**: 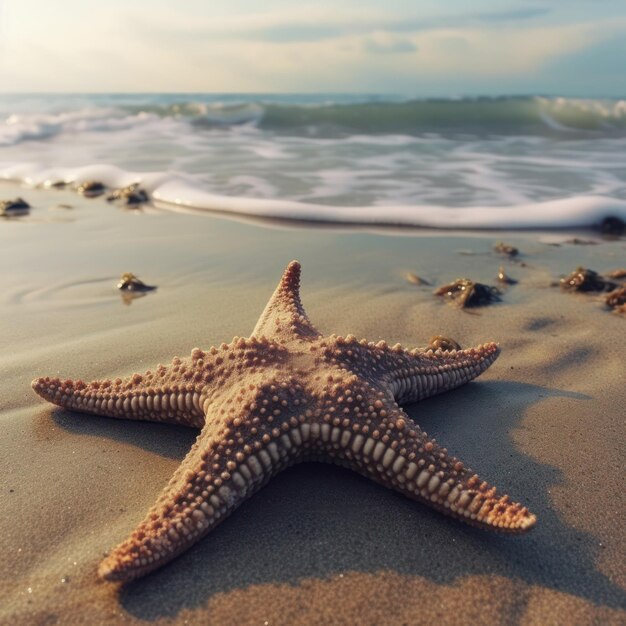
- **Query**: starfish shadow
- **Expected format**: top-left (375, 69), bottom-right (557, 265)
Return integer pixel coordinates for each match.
top-left (47, 408), bottom-right (197, 461)
top-left (81, 379), bottom-right (626, 619)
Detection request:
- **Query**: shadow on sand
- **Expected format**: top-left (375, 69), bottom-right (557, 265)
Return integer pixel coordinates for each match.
top-left (52, 379), bottom-right (626, 617)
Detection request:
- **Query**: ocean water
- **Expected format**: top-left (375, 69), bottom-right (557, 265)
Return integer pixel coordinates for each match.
top-left (1, 93), bottom-right (626, 228)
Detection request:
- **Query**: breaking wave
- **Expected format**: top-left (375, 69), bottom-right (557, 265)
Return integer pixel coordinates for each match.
top-left (2, 96), bottom-right (626, 145)
top-left (122, 96), bottom-right (626, 135)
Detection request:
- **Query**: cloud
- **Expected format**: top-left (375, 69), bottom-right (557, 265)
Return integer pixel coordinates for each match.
top-left (2, 2), bottom-right (624, 95)
top-left (469, 8), bottom-right (549, 24)
top-left (246, 7), bottom-right (550, 42)
top-left (244, 25), bottom-right (343, 43)
top-left (362, 33), bottom-right (417, 55)
top-left (138, 5), bottom-right (551, 45)
top-left (406, 22), bottom-right (601, 75)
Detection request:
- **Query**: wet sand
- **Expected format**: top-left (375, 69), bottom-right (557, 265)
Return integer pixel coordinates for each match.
top-left (1, 185), bottom-right (625, 625)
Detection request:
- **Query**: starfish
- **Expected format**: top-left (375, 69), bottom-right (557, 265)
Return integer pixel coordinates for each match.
top-left (32, 261), bottom-right (536, 582)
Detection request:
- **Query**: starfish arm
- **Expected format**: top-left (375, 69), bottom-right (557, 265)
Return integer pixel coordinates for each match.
top-left (320, 336), bottom-right (500, 404)
top-left (317, 393), bottom-right (535, 533)
top-left (365, 340), bottom-right (500, 403)
top-left (98, 425), bottom-right (247, 581)
top-left (98, 379), bottom-right (313, 582)
top-left (30, 346), bottom-right (227, 428)
top-left (252, 260), bottom-right (321, 342)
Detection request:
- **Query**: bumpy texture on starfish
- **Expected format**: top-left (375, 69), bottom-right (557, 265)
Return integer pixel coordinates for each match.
top-left (32, 261), bottom-right (536, 582)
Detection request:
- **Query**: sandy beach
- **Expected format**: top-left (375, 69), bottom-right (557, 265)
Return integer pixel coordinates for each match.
top-left (1, 184), bottom-right (625, 625)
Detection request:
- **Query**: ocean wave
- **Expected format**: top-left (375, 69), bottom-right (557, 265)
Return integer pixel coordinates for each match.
top-left (0, 108), bottom-right (180, 146)
top-left (2, 97), bottom-right (626, 146)
top-left (2, 162), bottom-right (625, 230)
top-left (125, 96), bottom-right (626, 136)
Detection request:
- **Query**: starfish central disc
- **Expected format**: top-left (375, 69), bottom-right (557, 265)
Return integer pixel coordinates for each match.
top-left (32, 260), bottom-right (536, 582)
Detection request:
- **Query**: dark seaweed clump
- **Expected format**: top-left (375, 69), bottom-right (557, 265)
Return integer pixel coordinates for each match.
top-left (117, 273), bottom-right (157, 292)
top-left (0, 197), bottom-right (30, 216)
top-left (605, 286), bottom-right (626, 309)
top-left (600, 216), bottom-right (625, 236)
top-left (107, 184), bottom-right (149, 206)
top-left (494, 242), bottom-right (519, 257)
top-left (434, 279), bottom-right (501, 308)
top-left (606, 268), bottom-right (626, 279)
top-left (76, 181), bottom-right (106, 197)
top-left (559, 267), bottom-right (616, 293)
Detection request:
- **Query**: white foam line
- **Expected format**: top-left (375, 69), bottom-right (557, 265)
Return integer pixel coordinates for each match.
top-left (154, 179), bottom-right (626, 229)
top-left (2, 161), bottom-right (625, 230)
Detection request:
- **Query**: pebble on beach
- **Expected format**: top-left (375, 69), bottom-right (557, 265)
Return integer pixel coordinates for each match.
top-left (497, 266), bottom-right (517, 285)
top-left (428, 335), bottom-right (461, 351)
top-left (406, 272), bottom-right (431, 286)
top-left (564, 238), bottom-right (597, 245)
top-left (44, 180), bottom-right (68, 189)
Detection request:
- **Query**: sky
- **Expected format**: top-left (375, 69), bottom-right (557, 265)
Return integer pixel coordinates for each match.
top-left (0, 0), bottom-right (625, 95)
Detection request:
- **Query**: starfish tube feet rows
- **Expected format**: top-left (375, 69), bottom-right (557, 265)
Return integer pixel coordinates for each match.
top-left (32, 260), bottom-right (536, 582)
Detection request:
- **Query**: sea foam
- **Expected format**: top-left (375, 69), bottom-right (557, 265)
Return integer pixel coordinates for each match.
top-left (2, 162), bottom-right (625, 230)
